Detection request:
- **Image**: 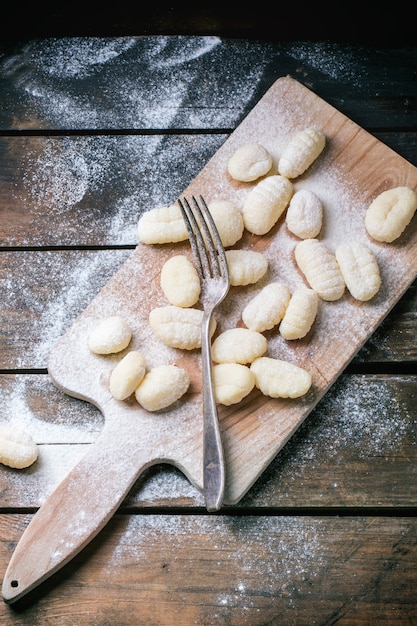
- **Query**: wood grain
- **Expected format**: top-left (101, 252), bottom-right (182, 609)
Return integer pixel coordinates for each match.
top-left (1, 254), bottom-right (417, 369)
top-left (2, 514), bottom-right (417, 625)
top-left (1, 373), bottom-right (416, 510)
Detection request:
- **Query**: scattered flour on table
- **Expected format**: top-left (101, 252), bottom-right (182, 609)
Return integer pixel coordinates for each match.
top-left (107, 514), bottom-right (326, 607)
top-left (1, 37), bottom-right (268, 128)
top-left (270, 375), bottom-right (415, 476)
top-left (285, 42), bottom-right (368, 87)
top-left (19, 133), bottom-right (225, 246)
top-left (311, 376), bottom-right (414, 458)
top-left (1, 250), bottom-right (127, 444)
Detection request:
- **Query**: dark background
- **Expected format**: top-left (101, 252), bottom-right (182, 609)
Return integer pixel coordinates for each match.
top-left (1, 4), bottom-right (413, 46)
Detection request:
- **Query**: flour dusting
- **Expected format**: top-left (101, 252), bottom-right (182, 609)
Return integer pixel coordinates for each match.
top-left (1, 37), bottom-right (270, 129)
top-left (286, 42), bottom-right (368, 87)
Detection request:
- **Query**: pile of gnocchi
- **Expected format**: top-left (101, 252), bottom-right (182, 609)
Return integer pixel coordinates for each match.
top-left (4, 127), bottom-right (416, 471)
top-left (89, 126), bottom-right (417, 414)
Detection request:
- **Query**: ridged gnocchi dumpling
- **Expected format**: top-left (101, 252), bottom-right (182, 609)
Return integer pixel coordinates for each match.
top-left (149, 306), bottom-right (216, 350)
top-left (213, 363), bottom-right (255, 405)
top-left (0, 424), bottom-right (38, 469)
top-left (335, 242), bottom-right (381, 301)
top-left (242, 175), bottom-right (293, 235)
top-left (135, 364), bottom-right (190, 411)
top-left (279, 287), bottom-right (318, 340)
top-left (365, 186), bottom-right (417, 243)
top-left (242, 282), bottom-right (291, 332)
top-left (227, 142), bottom-right (273, 182)
top-left (286, 188), bottom-right (323, 239)
top-left (250, 357), bottom-right (312, 399)
top-left (109, 351), bottom-right (147, 400)
top-left (137, 204), bottom-right (188, 244)
top-left (294, 238), bottom-right (345, 301)
top-left (278, 127), bottom-right (326, 179)
top-left (208, 200), bottom-right (244, 247)
top-left (160, 255), bottom-right (201, 307)
top-left (88, 316), bottom-right (132, 355)
top-left (211, 328), bottom-right (267, 364)
top-left (225, 249), bottom-right (268, 286)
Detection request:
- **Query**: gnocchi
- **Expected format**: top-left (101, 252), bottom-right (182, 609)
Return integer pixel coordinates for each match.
top-left (279, 287), bottom-right (318, 340)
top-left (135, 364), bottom-right (190, 411)
top-left (137, 204), bottom-right (189, 244)
top-left (294, 238), bottom-right (345, 301)
top-left (242, 282), bottom-right (291, 332)
top-left (0, 424), bottom-right (38, 469)
top-left (109, 350), bottom-right (147, 400)
top-left (88, 316), bottom-right (132, 355)
top-left (213, 363), bottom-right (255, 405)
top-left (250, 357), bottom-right (312, 398)
top-left (225, 249), bottom-right (268, 286)
top-left (242, 174), bottom-right (293, 235)
top-left (335, 242), bottom-right (381, 301)
top-left (365, 186), bottom-right (417, 243)
top-left (278, 127), bottom-right (326, 179)
top-left (208, 200), bottom-right (244, 247)
top-left (227, 142), bottom-right (273, 182)
top-left (211, 328), bottom-right (267, 364)
top-left (149, 305), bottom-right (216, 350)
top-left (160, 255), bottom-right (201, 307)
top-left (286, 188), bottom-right (323, 239)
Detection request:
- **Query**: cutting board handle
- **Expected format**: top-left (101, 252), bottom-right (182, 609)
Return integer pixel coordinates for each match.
top-left (2, 422), bottom-right (154, 604)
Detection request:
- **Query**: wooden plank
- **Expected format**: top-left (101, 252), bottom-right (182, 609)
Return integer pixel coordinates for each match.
top-left (0, 40), bottom-right (417, 131)
top-left (1, 374), bottom-right (416, 510)
top-left (0, 135), bottom-right (227, 247)
top-left (1, 251), bottom-right (417, 369)
top-left (0, 250), bottom-right (130, 368)
top-left (1, 133), bottom-right (417, 247)
top-left (1, 513), bottom-right (417, 624)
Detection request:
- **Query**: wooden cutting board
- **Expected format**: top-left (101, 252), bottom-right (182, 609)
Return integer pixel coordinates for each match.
top-left (3, 76), bottom-right (417, 603)
top-left (49, 75), bottom-right (417, 505)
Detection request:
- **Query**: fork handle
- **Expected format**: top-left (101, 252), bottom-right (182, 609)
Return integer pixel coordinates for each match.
top-left (201, 312), bottom-right (225, 512)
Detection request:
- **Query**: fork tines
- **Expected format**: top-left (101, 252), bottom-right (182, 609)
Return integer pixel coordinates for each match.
top-left (177, 195), bottom-right (228, 284)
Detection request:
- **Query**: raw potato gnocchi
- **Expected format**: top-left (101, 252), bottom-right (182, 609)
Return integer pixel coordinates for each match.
top-left (335, 242), bottom-right (381, 301)
top-left (295, 238), bottom-right (345, 301)
top-left (88, 316), bottom-right (132, 354)
top-left (135, 364), bottom-right (190, 411)
top-left (225, 249), bottom-right (268, 286)
top-left (242, 175), bottom-right (293, 235)
top-left (213, 363), bottom-right (255, 405)
top-left (242, 282), bottom-right (291, 332)
top-left (0, 424), bottom-right (38, 469)
top-left (211, 328), bottom-right (267, 364)
top-left (364, 186), bottom-right (417, 243)
top-left (278, 127), bottom-right (326, 179)
top-left (227, 142), bottom-right (273, 182)
top-left (137, 204), bottom-right (189, 244)
top-left (250, 357), bottom-right (312, 399)
top-left (279, 287), bottom-right (319, 340)
top-left (208, 200), bottom-right (244, 247)
top-left (286, 188), bottom-right (323, 239)
top-left (109, 350), bottom-right (147, 400)
top-left (160, 255), bottom-right (201, 307)
top-left (149, 305), bottom-right (216, 350)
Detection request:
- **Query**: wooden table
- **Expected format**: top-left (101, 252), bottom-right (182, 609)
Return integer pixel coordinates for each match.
top-left (1, 33), bottom-right (417, 625)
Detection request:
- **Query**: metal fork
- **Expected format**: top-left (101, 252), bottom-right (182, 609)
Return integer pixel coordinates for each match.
top-left (178, 195), bottom-right (230, 512)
